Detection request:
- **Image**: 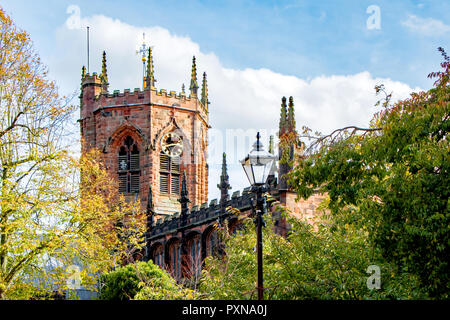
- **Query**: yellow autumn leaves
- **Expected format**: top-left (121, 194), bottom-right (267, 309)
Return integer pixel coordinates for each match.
top-left (0, 7), bottom-right (146, 299)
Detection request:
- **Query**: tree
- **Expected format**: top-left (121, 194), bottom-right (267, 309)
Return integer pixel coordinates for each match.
top-left (199, 204), bottom-right (426, 300)
top-left (0, 7), bottom-right (146, 299)
top-left (288, 48), bottom-right (449, 298)
top-left (99, 260), bottom-right (199, 300)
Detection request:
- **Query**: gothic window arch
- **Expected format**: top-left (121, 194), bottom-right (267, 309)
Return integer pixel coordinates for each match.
top-left (153, 245), bottom-right (164, 268)
top-left (189, 236), bottom-right (202, 278)
top-left (206, 230), bottom-right (219, 257)
top-left (169, 241), bottom-right (181, 280)
top-left (118, 136), bottom-right (140, 194)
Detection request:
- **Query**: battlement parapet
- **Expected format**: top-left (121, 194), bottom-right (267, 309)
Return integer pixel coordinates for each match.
top-left (96, 87), bottom-right (192, 100)
top-left (148, 188), bottom-right (262, 239)
top-left (82, 82), bottom-right (208, 118)
top-left (81, 73), bottom-right (102, 88)
top-left (87, 86), bottom-right (205, 112)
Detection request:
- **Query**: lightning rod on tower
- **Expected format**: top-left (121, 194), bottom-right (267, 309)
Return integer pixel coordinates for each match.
top-left (87, 26), bottom-right (90, 74)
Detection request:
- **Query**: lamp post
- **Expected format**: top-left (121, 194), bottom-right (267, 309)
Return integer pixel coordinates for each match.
top-left (240, 132), bottom-right (277, 300)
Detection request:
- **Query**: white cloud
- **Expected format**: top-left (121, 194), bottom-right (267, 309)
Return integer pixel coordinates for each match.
top-left (52, 7), bottom-right (420, 200)
top-left (401, 14), bottom-right (450, 37)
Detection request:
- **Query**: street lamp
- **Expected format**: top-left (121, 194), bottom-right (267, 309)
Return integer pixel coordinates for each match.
top-left (240, 132), bottom-right (277, 300)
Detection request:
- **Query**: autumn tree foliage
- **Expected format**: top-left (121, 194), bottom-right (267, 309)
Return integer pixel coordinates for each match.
top-left (0, 7), bottom-right (146, 299)
top-left (288, 48), bottom-right (449, 298)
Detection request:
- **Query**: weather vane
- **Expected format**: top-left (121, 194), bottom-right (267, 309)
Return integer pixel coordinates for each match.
top-left (137, 32), bottom-right (148, 84)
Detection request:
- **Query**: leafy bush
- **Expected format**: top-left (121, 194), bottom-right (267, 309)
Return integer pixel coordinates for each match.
top-left (99, 260), bottom-right (198, 300)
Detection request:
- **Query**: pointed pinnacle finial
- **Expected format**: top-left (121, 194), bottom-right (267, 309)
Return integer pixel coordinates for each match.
top-left (100, 51), bottom-right (108, 84)
top-left (221, 152), bottom-right (228, 177)
top-left (179, 170), bottom-right (190, 215)
top-left (279, 96), bottom-right (288, 137)
top-left (201, 72), bottom-right (208, 106)
top-left (218, 152), bottom-right (231, 201)
top-left (99, 51), bottom-right (109, 94)
top-left (146, 185), bottom-right (155, 230)
top-left (269, 135), bottom-right (274, 154)
top-left (181, 83), bottom-right (186, 95)
top-left (81, 65), bottom-right (86, 80)
top-left (287, 96), bottom-right (296, 132)
top-left (192, 56), bottom-right (197, 79)
top-left (147, 185), bottom-right (154, 214)
top-left (180, 171), bottom-right (189, 201)
top-left (145, 47), bottom-right (155, 89)
top-left (190, 56), bottom-right (199, 96)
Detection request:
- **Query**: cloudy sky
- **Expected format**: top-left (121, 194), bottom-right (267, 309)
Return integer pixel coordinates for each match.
top-left (2, 0), bottom-right (449, 200)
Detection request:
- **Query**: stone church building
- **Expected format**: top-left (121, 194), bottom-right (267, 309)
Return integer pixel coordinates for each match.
top-left (79, 48), bottom-right (325, 281)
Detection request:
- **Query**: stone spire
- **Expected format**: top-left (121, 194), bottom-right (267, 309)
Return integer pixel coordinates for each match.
top-left (217, 152), bottom-right (231, 204)
top-left (268, 135), bottom-right (274, 154)
top-left (146, 185), bottom-right (154, 228)
top-left (80, 66), bottom-right (86, 103)
top-left (179, 171), bottom-right (190, 221)
top-left (287, 96), bottom-right (296, 132)
top-left (181, 83), bottom-right (185, 96)
top-left (145, 47), bottom-right (156, 89)
top-left (279, 96), bottom-right (288, 136)
top-left (201, 72), bottom-right (209, 107)
top-left (100, 51), bottom-right (109, 93)
top-left (81, 66), bottom-right (86, 91)
top-left (189, 56), bottom-right (199, 96)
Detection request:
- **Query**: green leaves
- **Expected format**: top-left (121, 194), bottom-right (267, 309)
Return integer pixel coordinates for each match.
top-left (100, 260), bottom-right (199, 300)
top-left (199, 203), bottom-right (426, 299)
top-left (287, 48), bottom-right (450, 298)
top-left (0, 8), bottom-right (147, 299)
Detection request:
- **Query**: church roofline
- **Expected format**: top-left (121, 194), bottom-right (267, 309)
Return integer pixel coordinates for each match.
top-left (147, 185), bottom-right (279, 241)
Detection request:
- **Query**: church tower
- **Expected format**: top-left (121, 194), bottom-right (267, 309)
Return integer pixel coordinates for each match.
top-left (79, 48), bottom-right (209, 219)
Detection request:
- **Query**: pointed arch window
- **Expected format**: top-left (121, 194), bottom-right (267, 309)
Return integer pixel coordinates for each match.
top-left (170, 242), bottom-right (181, 280)
top-left (118, 136), bottom-right (140, 194)
top-left (153, 245), bottom-right (164, 269)
top-left (206, 230), bottom-right (219, 258)
top-left (190, 236), bottom-right (202, 278)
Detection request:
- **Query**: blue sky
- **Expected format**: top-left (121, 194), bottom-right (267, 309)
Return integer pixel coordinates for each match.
top-left (3, 0), bottom-right (449, 88)
top-left (2, 0), bottom-right (449, 200)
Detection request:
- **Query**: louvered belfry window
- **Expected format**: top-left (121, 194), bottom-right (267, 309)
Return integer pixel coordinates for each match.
top-left (160, 152), bottom-right (180, 195)
top-left (118, 136), bottom-right (140, 194)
